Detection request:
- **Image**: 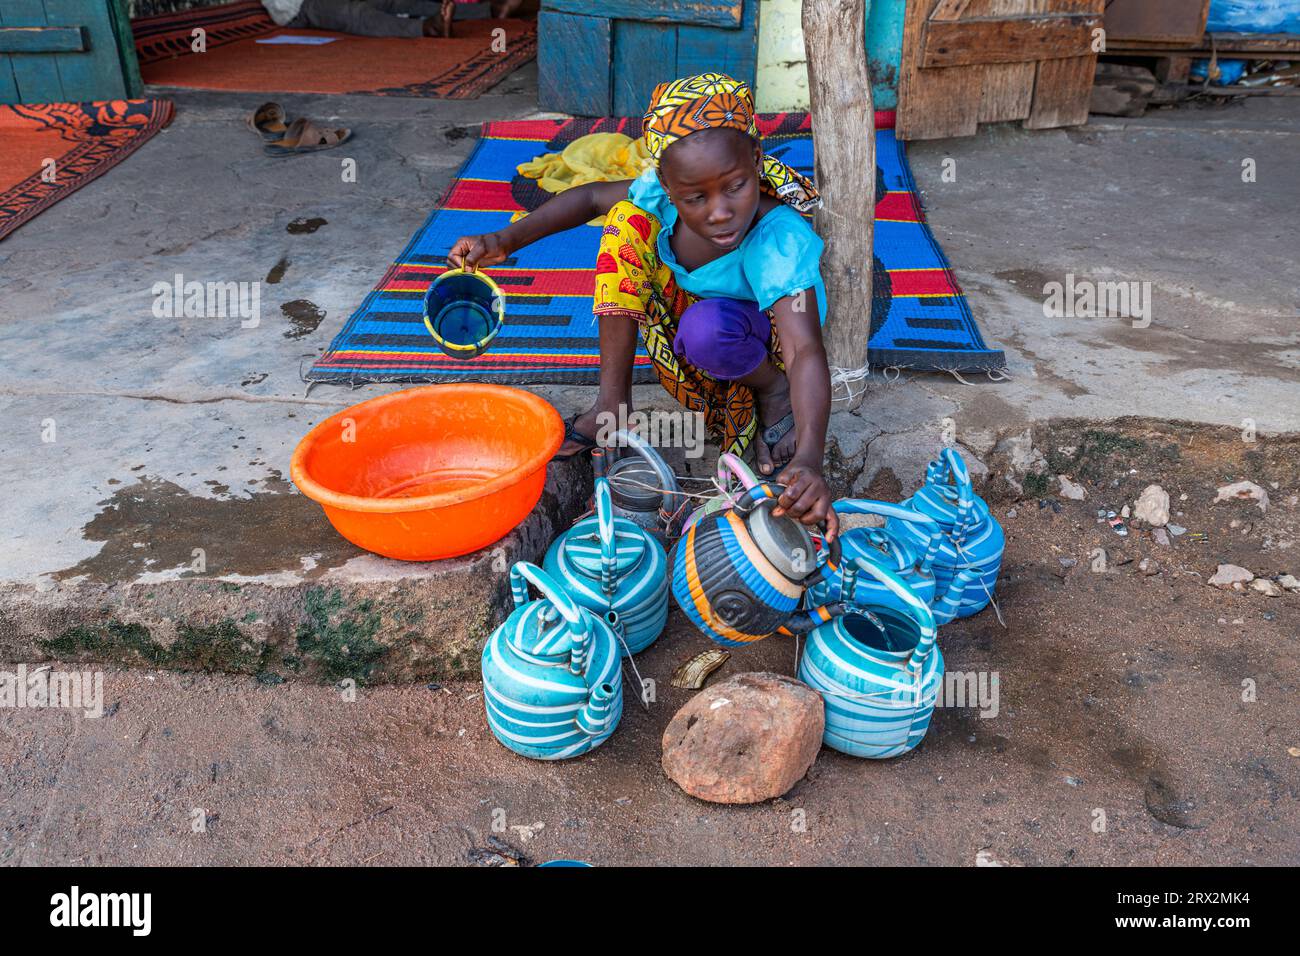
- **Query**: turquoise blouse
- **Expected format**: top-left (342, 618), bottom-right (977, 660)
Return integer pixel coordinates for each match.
top-left (627, 168), bottom-right (827, 325)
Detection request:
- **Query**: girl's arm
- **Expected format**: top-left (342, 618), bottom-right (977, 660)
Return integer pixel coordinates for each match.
top-left (448, 179), bottom-right (634, 269)
top-left (769, 288), bottom-right (838, 540)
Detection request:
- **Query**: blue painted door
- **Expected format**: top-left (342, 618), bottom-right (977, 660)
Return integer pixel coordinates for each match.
top-left (539, 0), bottom-right (760, 117)
top-left (0, 0), bottom-right (142, 105)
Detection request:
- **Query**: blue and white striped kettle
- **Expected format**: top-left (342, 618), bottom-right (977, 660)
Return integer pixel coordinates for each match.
top-left (543, 476), bottom-right (669, 656)
top-left (481, 562), bottom-right (624, 760)
top-left (886, 448), bottom-right (1004, 618)
top-left (798, 558), bottom-right (944, 759)
top-left (808, 499), bottom-right (976, 625)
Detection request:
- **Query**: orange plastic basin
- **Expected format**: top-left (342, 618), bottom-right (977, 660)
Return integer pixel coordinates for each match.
top-left (290, 385), bottom-right (564, 561)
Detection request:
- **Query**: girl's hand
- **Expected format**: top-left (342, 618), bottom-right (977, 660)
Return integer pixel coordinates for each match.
top-left (772, 460), bottom-right (839, 542)
top-left (448, 232), bottom-right (511, 271)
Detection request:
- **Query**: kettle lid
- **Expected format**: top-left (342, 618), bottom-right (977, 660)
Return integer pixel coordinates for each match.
top-left (563, 516), bottom-right (648, 579)
top-left (607, 457), bottom-right (664, 512)
top-left (508, 603), bottom-right (583, 661)
top-left (747, 502), bottom-right (815, 581)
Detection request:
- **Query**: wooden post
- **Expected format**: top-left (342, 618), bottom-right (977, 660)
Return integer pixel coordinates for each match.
top-left (802, 0), bottom-right (875, 376)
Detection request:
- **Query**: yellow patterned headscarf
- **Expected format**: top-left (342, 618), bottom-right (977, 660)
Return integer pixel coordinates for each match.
top-left (642, 72), bottom-right (822, 214)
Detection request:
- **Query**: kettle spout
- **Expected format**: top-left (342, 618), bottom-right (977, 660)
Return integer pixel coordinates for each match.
top-left (932, 568), bottom-right (979, 625)
top-left (575, 682), bottom-right (616, 736)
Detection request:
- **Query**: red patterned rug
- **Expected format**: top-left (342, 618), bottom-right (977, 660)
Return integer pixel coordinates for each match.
top-left (0, 100), bottom-right (175, 243)
top-left (133, 1), bottom-right (277, 66)
top-left (134, 2), bottom-right (536, 99)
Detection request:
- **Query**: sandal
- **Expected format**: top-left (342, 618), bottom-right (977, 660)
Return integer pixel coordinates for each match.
top-left (552, 418), bottom-right (599, 462)
top-left (762, 411), bottom-right (795, 449)
top-left (263, 117), bottom-right (353, 157)
top-left (246, 102), bottom-right (289, 141)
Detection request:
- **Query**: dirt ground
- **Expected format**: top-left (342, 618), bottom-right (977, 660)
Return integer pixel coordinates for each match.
top-left (3, 420), bottom-right (1296, 866)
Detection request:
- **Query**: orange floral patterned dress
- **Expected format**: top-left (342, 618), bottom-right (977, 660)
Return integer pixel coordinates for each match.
top-left (593, 199), bottom-right (784, 456)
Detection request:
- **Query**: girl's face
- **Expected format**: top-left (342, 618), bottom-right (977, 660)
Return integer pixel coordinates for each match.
top-left (658, 129), bottom-right (763, 251)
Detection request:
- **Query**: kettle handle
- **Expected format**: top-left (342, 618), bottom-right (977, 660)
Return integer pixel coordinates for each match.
top-left (832, 498), bottom-right (943, 569)
top-left (777, 601), bottom-right (847, 637)
top-left (612, 428), bottom-right (685, 525)
top-left (746, 483), bottom-right (843, 588)
top-left (846, 558), bottom-right (938, 674)
top-left (593, 477), bottom-right (619, 596)
top-left (509, 562), bottom-right (589, 669)
top-left (716, 452), bottom-right (760, 501)
top-left (933, 448), bottom-right (977, 541)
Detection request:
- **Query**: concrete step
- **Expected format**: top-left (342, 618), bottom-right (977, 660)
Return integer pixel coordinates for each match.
top-left (0, 457), bottom-right (592, 685)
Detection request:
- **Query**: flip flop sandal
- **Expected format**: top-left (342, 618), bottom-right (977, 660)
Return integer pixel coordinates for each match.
top-left (246, 102), bottom-right (289, 141)
top-left (762, 412), bottom-right (795, 449)
top-left (552, 418), bottom-right (599, 462)
top-left (263, 118), bottom-right (353, 157)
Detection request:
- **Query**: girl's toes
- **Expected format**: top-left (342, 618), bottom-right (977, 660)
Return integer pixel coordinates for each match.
top-left (774, 429), bottom-right (798, 467)
top-left (755, 434), bottom-right (774, 475)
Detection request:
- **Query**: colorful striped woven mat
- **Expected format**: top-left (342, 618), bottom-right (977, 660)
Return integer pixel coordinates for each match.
top-left (307, 110), bottom-right (1005, 384)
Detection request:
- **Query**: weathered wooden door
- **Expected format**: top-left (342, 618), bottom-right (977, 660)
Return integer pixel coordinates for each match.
top-left (539, 0), bottom-right (760, 117)
top-left (898, 0), bottom-right (1104, 140)
top-left (0, 0), bottom-right (142, 105)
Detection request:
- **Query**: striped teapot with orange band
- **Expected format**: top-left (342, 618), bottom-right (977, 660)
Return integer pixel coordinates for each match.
top-left (671, 481), bottom-right (843, 647)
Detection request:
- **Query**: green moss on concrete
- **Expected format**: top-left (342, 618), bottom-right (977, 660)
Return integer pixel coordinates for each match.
top-left (43, 617), bottom-right (268, 674)
top-left (295, 588), bottom-right (387, 684)
top-left (43, 620), bottom-right (164, 664)
top-left (172, 619), bottom-right (266, 673)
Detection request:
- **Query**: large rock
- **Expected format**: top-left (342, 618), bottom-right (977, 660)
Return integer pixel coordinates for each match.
top-left (1132, 484), bottom-right (1170, 527)
top-left (1058, 475), bottom-right (1087, 500)
top-left (1208, 564), bottom-right (1254, 591)
top-left (661, 672), bottom-right (824, 804)
top-left (1214, 481), bottom-right (1270, 513)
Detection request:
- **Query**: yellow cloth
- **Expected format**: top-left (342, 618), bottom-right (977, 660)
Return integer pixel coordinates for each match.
top-left (513, 132), bottom-right (655, 225)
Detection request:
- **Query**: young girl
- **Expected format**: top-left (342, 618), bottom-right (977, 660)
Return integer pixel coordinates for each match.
top-left (449, 73), bottom-right (837, 537)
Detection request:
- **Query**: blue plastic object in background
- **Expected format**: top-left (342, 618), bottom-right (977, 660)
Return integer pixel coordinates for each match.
top-left (1207, 0), bottom-right (1300, 33)
top-left (1191, 58), bottom-right (1249, 84)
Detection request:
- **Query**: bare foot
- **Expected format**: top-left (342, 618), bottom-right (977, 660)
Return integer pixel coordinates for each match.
top-left (421, 4), bottom-right (453, 37)
top-left (754, 382), bottom-right (796, 477)
top-left (491, 0), bottom-right (523, 17)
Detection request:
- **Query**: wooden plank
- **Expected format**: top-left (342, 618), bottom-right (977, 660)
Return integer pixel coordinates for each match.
top-left (1103, 0), bottom-right (1208, 46)
top-left (542, 0), bottom-right (742, 29)
top-left (1149, 53), bottom-right (1192, 104)
top-left (676, 0), bottom-right (759, 89)
top-left (1025, 0), bottom-right (1102, 130)
top-left (45, 0), bottom-right (129, 102)
top-left (930, 0), bottom-right (973, 20)
top-left (898, 0), bottom-right (981, 140)
top-left (977, 60), bottom-right (1035, 120)
top-left (2, 0), bottom-right (61, 104)
top-left (612, 20), bottom-right (676, 118)
top-left (1108, 32), bottom-right (1300, 56)
top-left (1024, 49), bottom-right (1095, 128)
top-left (106, 0), bottom-right (143, 98)
top-left (0, 0), bottom-right (18, 105)
top-left (538, 10), bottom-right (612, 116)
top-left (920, 13), bottom-right (1102, 68)
top-left (975, 0), bottom-right (1041, 122)
top-left (1154, 54), bottom-right (1192, 85)
top-left (0, 26), bottom-right (86, 53)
